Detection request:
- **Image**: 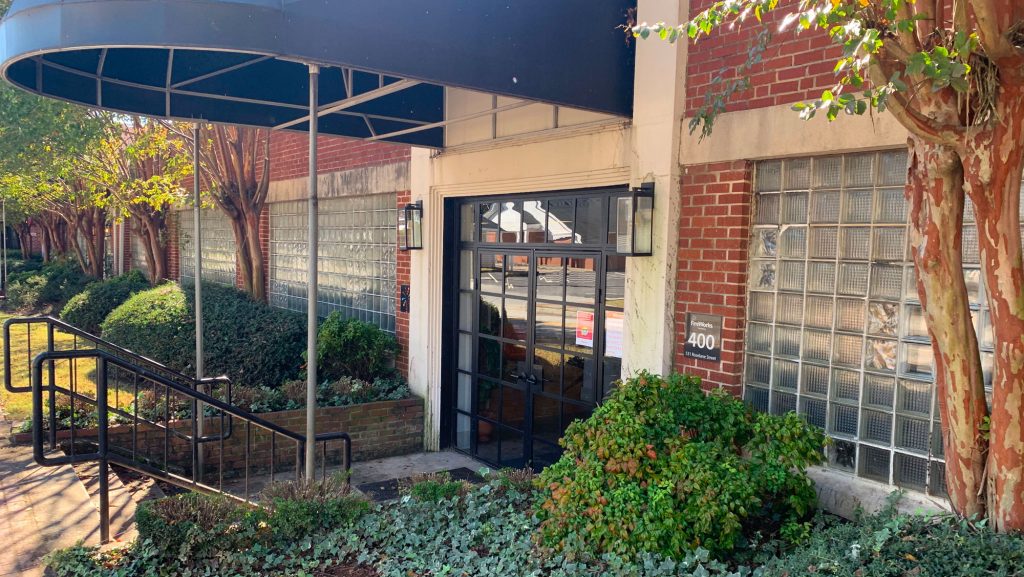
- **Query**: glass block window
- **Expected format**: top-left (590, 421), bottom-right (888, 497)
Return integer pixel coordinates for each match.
top-left (268, 194), bottom-right (397, 333)
top-left (130, 233), bottom-right (150, 280)
top-left (179, 208), bottom-right (237, 287)
top-left (744, 150), bottom-right (974, 497)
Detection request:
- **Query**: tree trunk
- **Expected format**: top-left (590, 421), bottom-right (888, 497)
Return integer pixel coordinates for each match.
top-left (16, 224), bottom-right (31, 259)
top-left (906, 138), bottom-right (988, 518)
top-left (39, 225), bottom-right (51, 262)
top-left (960, 83), bottom-right (1024, 532)
top-left (137, 216), bottom-right (168, 283)
top-left (227, 206), bottom-right (266, 302)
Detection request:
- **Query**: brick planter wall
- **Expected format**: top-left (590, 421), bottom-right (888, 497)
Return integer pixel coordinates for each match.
top-left (14, 398), bottom-right (424, 478)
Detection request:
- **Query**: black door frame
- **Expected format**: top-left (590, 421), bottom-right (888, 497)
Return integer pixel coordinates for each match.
top-left (440, 186), bottom-right (628, 467)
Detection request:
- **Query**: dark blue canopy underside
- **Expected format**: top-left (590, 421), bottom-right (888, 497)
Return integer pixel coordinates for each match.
top-left (0, 0), bottom-right (635, 148)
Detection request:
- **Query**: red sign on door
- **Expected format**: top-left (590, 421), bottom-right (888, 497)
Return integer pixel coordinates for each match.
top-left (576, 311), bottom-right (595, 348)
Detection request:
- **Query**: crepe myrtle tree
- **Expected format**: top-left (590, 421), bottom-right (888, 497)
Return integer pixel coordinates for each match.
top-left (635, 0), bottom-right (1024, 530)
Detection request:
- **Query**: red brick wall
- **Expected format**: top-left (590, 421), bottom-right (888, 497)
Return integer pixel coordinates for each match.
top-left (395, 191), bottom-right (411, 378)
top-left (686, 0), bottom-right (840, 116)
top-left (269, 133), bottom-right (411, 181)
top-left (674, 161), bottom-right (753, 395)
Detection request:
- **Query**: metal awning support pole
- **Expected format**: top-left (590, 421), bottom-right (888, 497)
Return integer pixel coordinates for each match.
top-left (305, 64), bottom-right (320, 479)
top-left (2, 196), bottom-right (7, 297)
top-left (193, 124), bottom-right (205, 479)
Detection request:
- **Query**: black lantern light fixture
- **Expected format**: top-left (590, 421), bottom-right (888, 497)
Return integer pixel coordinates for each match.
top-left (615, 182), bottom-right (654, 256)
top-left (399, 200), bottom-right (424, 250)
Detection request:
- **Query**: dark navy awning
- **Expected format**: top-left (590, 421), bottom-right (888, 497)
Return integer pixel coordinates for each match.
top-left (0, 0), bottom-right (635, 147)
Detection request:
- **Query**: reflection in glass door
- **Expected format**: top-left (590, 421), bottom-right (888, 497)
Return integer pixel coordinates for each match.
top-left (449, 189), bottom-right (627, 469)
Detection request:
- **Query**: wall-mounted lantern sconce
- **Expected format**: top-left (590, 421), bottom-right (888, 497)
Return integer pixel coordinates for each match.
top-left (399, 200), bottom-right (424, 250)
top-left (615, 183), bottom-right (654, 256)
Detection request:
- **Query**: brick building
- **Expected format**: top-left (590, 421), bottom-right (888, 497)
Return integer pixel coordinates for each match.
top-left (4, 0), bottom-right (960, 508)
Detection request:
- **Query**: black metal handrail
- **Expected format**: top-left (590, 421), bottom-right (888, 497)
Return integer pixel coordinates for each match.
top-left (5, 317), bottom-right (352, 544)
top-left (3, 316), bottom-right (234, 447)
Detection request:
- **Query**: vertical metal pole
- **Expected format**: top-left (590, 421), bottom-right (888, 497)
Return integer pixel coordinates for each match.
top-left (96, 358), bottom-right (110, 544)
top-left (2, 196), bottom-right (7, 296)
top-left (305, 64), bottom-right (320, 479)
top-left (193, 124), bottom-right (205, 478)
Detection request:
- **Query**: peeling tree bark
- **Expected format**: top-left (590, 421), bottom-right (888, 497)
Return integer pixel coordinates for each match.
top-left (959, 82), bottom-right (1024, 531)
top-left (907, 138), bottom-right (989, 518)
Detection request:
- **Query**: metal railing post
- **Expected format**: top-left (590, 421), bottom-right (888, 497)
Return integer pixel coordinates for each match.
top-left (46, 323), bottom-right (56, 449)
top-left (96, 358), bottom-right (110, 544)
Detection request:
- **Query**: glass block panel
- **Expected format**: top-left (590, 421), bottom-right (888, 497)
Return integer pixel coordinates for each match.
top-left (814, 156), bottom-right (842, 188)
top-left (836, 299), bottom-right (865, 333)
top-left (864, 373), bottom-right (895, 408)
top-left (867, 302), bottom-right (899, 336)
top-left (866, 338), bottom-right (897, 372)
top-left (964, 269), bottom-right (982, 305)
top-left (872, 228), bottom-right (906, 261)
top-left (895, 453), bottom-right (928, 491)
top-left (749, 292), bottom-right (775, 322)
top-left (805, 295), bottom-right (834, 329)
top-left (834, 334), bottom-right (864, 367)
top-left (897, 379), bottom-right (932, 416)
top-left (979, 311), bottom-right (994, 349)
top-left (861, 409), bottom-right (893, 444)
top-left (860, 445), bottom-right (891, 483)
top-left (832, 369), bottom-right (860, 402)
top-left (903, 304), bottom-right (928, 340)
top-left (964, 196), bottom-right (975, 223)
top-left (845, 154), bottom-right (875, 187)
top-left (838, 263), bottom-right (869, 296)
top-left (782, 192), bottom-right (809, 223)
top-left (929, 461), bottom-right (948, 497)
top-left (774, 359), bottom-right (799, 390)
top-left (841, 227), bottom-right (871, 260)
top-left (778, 261), bottom-right (805, 292)
top-left (776, 293), bottom-right (804, 326)
top-left (746, 323), bottom-right (773, 354)
top-left (932, 421), bottom-right (945, 458)
top-left (756, 193), bottom-right (780, 225)
top-left (801, 364), bottom-right (830, 396)
top-left (772, 391), bottom-right (797, 415)
top-left (895, 416), bottom-right (931, 454)
top-left (829, 439), bottom-right (857, 471)
top-left (842, 189), bottom-right (873, 223)
top-left (904, 266), bottom-right (919, 302)
top-left (830, 404), bottom-right (859, 437)
top-left (746, 355), bottom-right (771, 386)
top-left (751, 261), bottom-right (777, 291)
top-left (180, 207), bottom-right (237, 288)
top-left (803, 330), bottom-right (832, 363)
top-left (780, 226), bottom-right (807, 258)
top-left (785, 158), bottom-right (811, 190)
top-left (875, 187), bottom-right (908, 223)
top-left (808, 227), bottom-right (838, 259)
top-left (901, 343), bottom-right (934, 379)
top-left (752, 228), bottom-right (778, 258)
top-left (773, 326), bottom-right (802, 358)
top-left (811, 191), bottom-right (841, 223)
top-left (744, 386), bottom-right (770, 412)
top-left (869, 264), bottom-right (903, 300)
top-left (877, 150), bottom-right (907, 186)
top-left (982, 352), bottom-right (994, 389)
top-left (962, 226), bottom-right (980, 263)
top-left (756, 160), bottom-right (783, 192)
top-left (801, 397), bottom-right (827, 428)
top-left (806, 262), bottom-right (837, 294)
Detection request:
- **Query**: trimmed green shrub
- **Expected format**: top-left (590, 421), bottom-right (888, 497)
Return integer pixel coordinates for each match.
top-left (316, 311), bottom-right (399, 381)
top-left (536, 371), bottom-right (827, 560)
top-left (59, 270), bottom-right (149, 335)
top-left (5, 259), bottom-right (93, 312)
top-left (259, 475), bottom-right (369, 541)
top-left (100, 282), bottom-right (305, 388)
top-left (135, 493), bottom-right (255, 564)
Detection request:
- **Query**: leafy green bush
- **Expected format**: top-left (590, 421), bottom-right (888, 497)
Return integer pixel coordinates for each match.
top-left (536, 371), bottom-right (826, 560)
top-left (5, 258), bottom-right (93, 312)
top-left (259, 475), bottom-right (369, 541)
top-left (224, 375), bottom-right (411, 414)
top-left (135, 493), bottom-right (255, 564)
top-left (101, 282), bottom-right (305, 387)
top-left (316, 311), bottom-right (399, 381)
top-left (59, 270), bottom-right (149, 335)
top-left (401, 471), bottom-right (472, 502)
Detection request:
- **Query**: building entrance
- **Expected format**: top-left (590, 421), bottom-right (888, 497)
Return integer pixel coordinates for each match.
top-left (447, 189), bottom-right (626, 467)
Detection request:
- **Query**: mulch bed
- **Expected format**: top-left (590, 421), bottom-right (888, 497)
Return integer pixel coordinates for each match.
top-left (315, 564), bottom-right (379, 576)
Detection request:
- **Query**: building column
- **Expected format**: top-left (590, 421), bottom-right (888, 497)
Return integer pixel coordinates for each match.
top-left (623, 0), bottom-right (688, 377)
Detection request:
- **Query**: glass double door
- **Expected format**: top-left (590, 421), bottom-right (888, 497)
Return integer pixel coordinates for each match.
top-left (455, 248), bottom-right (603, 468)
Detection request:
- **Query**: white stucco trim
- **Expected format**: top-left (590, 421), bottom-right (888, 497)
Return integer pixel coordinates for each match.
top-left (266, 162), bottom-right (410, 203)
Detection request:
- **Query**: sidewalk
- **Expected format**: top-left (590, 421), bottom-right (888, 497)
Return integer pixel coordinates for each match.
top-left (0, 428), bottom-right (100, 576)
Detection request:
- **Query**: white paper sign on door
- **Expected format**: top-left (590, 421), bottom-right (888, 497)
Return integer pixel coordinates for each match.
top-left (604, 311), bottom-right (624, 358)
